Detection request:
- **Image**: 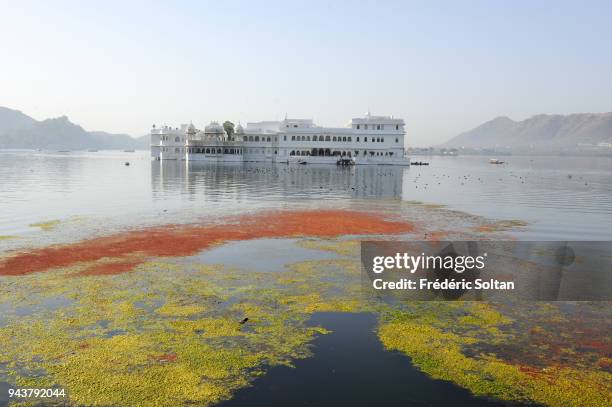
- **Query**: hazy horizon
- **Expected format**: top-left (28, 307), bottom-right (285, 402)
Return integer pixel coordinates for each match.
top-left (1, 0), bottom-right (611, 146)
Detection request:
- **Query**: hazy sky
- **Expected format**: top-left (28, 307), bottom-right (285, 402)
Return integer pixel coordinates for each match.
top-left (1, 0), bottom-right (611, 146)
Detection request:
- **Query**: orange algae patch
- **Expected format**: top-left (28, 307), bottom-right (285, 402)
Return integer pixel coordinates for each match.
top-left (74, 258), bottom-right (145, 276)
top-left (150, 353), bottom-right (178, 363)
top-left (0, 209), bottom-right (415, 276)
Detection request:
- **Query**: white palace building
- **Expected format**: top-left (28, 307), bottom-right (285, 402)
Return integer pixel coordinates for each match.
top-left (150, 113), bottom-right (409, 165)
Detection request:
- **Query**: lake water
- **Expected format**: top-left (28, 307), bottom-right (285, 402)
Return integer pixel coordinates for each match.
top-left (1, 150), bottom-right (611, 242)
top-left (0, 150), bottom-right (609, 407)
top-left (219, 313), bottom-right (514, 407)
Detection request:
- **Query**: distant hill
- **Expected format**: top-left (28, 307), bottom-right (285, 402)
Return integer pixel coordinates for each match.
top-left (0, 107), bottom-right (149, 150)
top-left (444, 112), bottom-right (612, 151)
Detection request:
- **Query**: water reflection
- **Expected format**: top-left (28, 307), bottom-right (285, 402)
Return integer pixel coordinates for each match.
top-left (1, 150), bottom-right (611, 240)
top-left (151, 161), bottom-right (406, 202)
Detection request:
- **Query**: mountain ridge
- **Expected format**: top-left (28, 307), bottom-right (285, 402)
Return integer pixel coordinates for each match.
top-left (0, 107), bottom-right (149, 150)
top-left (444, 112), bottom-right (612, 150)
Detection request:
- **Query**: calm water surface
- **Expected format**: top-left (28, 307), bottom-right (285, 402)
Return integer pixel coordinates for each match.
top-left (1, 150), bottom-right (611, 242)
top-left (219, 313), bottom-right (516, 407)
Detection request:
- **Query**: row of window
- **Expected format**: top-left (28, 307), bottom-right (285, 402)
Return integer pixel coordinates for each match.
top-left (188, 148), bottom-right (243, 155)
top-left (162, 134), bottom-right (400, 144)
top-left (288, 135), bottom-right (399, 143)
top-left (160, 146), bottom-right (396, 157)
top-left (245, 136), bottom-right (276, 142)
top-left (289, 149), bottom-right (395, 157)
top-left (161, 147), bottom-right (184, 153)
top-left (160, 136), bottom-right (185, 142)
top-left (186, 147), bottom-right (278, 155)
top-left (355, 124), bottom-right (400, 130)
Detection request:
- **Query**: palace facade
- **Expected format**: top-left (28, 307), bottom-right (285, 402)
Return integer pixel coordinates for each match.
top-left (150, 113), bottom-right (409, 165)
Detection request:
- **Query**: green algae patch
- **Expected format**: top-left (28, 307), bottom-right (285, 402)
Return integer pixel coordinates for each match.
top-left (0, 258), bottom-right (342, 406)
top-left (29, 219), bottom-right (62, 231)
top-left (475, 219), bottom-right (528, 233)
top-left (378, 304), bottom-right (611, 407)
top-left (156, 303), bottom-right (206, 317)
top-left (0, 237), bottom-right (610, 407)
top-left (0, 235), bottom-right (20, 241)
top-left (297, 239), bottom-right (360, 257)
top-left (402, 200), bottom-right (446, 209)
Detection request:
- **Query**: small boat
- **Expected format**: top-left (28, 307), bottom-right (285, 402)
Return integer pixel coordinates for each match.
top-left (297, 160), bottom-right (308, 165)
top-left (336, 158), bottom-right (355, 166)
top-left (411, 161), bottom-right (429, 166)
top-left (489, 158), bottom-right (505, 164)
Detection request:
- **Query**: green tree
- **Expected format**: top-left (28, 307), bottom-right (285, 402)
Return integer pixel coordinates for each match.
top-left (223, 121), bottom-right (235, 139)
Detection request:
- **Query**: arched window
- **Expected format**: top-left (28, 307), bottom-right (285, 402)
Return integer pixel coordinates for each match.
top-left (267, 137), bottom-right (271, 142)
top-left (332, 136), bottom-right (337, 141)
top-left (395, 138), bottom-right (399, 143)
top-left (348, 137), bottom-right (352, 142)
top-left (325, 136), bottom-right (331, 141)
top-left (255, 136), bottom-right (260, 142)
top-left (312, 135), bottom-right (318, 141)
top-left (364, 137), bottom-right (368, 142)
top-left (248, 136), bottom-right (253, 141)
top-left (395, 125), bottom-right (399, 130)
top-left (342, 137), bottom-right (347, 142)
top-left (307, 136), bottom-right (310, 141)
top-left (291, 135), bottom-right (295, 141)
top-left (290, 150), bottom-right (295, 156)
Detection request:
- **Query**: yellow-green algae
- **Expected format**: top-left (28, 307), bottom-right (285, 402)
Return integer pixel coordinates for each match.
top-left (477, 219), bottom-right (528, 232)
top-left (0, 237), bottom-right (610, 407)
top-left (0, 235), bottom-right (20, 241)
top-left (28, 219), bottom-right (62, 231)
top-left (378, 304), bottom-right (610, 407)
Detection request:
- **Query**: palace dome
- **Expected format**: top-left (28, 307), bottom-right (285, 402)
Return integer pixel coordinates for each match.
top-left (204, 121), bottom-right (225, 134)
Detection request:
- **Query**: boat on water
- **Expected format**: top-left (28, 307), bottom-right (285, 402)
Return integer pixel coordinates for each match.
top-left (337, 157), bottom-right (355, 166)
top-left (489, 158), bottom-right (505, 164)
top-left (150, 112), bottom-right (411, 166)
